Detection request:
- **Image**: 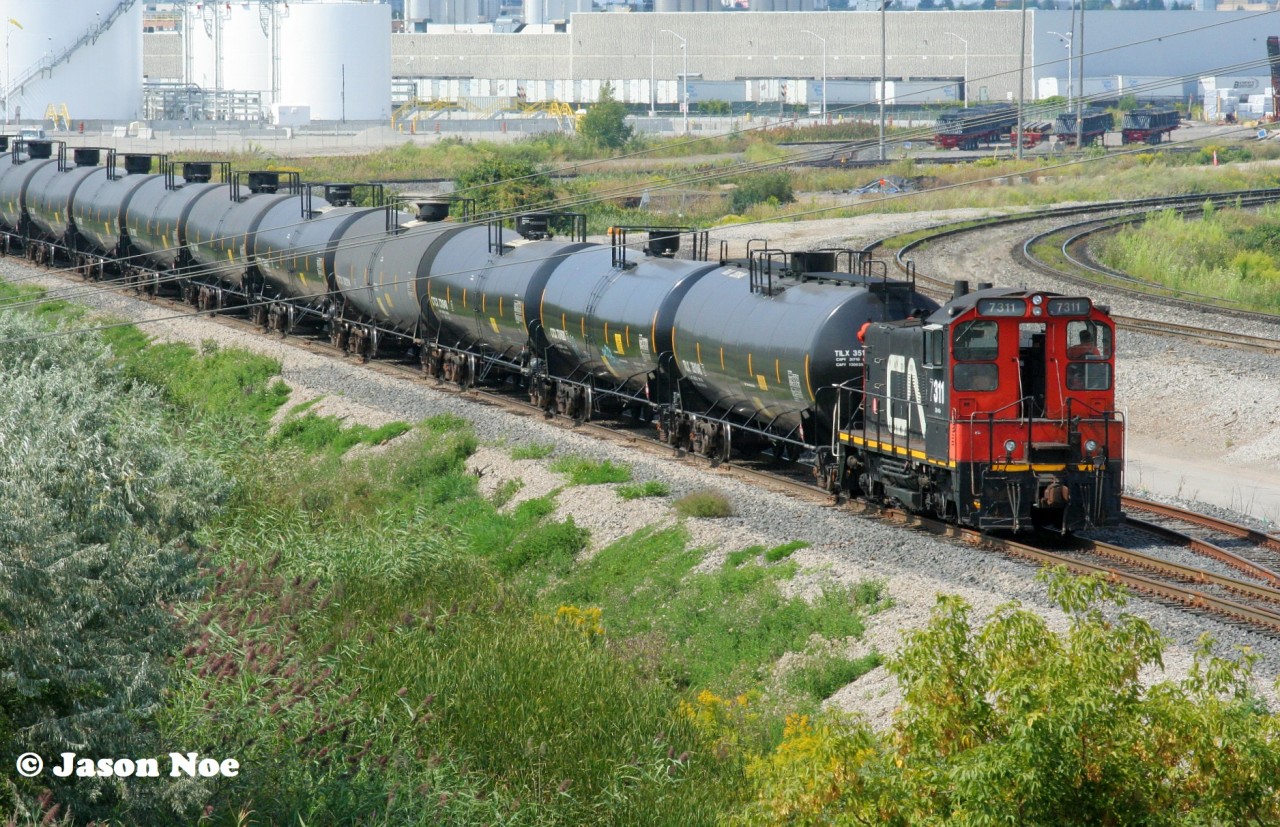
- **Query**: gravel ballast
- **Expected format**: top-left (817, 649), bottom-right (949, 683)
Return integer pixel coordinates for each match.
top-left (6, 208), bottom-right (1279, 727)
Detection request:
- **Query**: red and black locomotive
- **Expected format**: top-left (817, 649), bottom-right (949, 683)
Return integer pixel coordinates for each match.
top-left (824, 282), bottom-right (1124, 533)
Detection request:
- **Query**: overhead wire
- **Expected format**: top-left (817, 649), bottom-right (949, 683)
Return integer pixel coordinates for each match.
top-left (0, 118), bottom-right (1268, 347)
top-left (2, 19), bottom-right (1279, 334)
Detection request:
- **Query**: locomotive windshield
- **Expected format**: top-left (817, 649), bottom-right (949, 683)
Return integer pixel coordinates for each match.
top-left (1065, 321), bottom-right (1112, 390)
top-left (953, 320), bottom-right (999, 361)
top-left (1065, 321), bottom-right (1110, 360)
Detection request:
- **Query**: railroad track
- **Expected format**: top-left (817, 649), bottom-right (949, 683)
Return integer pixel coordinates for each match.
top-left (15, 252), bottom-right (1280, 636)
top-left (862, 187), bottom-right (1280, 349)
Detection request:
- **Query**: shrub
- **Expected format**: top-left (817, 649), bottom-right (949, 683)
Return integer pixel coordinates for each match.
top-left (729, 171), bottom-right (795, 213)
top-left (616, 480), bottom-right (671, 500)
top-left (674, 489), bottom-right (735, 518)
top-left (0, 312), bottom-right (223, 818)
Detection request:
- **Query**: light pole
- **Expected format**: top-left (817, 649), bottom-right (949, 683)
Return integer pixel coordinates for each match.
top-left (879, 1), bottom-right (886, 161)
top-left (661, 29), bottom-right (687, 134)
top-left (945, 31), bottom-right (967, 108)
top-left (649, 38), bottom-right (655, 118)
top-left (800, 29), bottom-right (826, 119)
top-left (4, 17), bottom-right (22, 126)
top-left (1049, 30), bottom-right (1073, 113)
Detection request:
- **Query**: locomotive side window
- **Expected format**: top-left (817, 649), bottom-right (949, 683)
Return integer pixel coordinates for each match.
top-left (1066, 321), bottom-right (1110, 360)
top-left (953, 321), bottom-right (999, 361)
top-left (923, 327), bottom-right (945, 366)
top-left (955, 363), bottom-right (999, 392)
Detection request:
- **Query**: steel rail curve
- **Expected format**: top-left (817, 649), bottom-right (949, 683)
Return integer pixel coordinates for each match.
top-left (14, 245), bottom-right (1280, 637)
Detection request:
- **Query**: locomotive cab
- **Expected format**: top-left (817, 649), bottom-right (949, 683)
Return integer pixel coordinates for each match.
top-left (835, 284), bottom-right (1124, 533)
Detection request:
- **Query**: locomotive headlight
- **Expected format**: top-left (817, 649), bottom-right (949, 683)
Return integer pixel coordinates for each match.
top-left (1031, 295), bottom-right (1043, 306)
top-left (1085, 439), bottom-right (1099, 454)
top-left (1004, 439), bottom-right (1017, 454)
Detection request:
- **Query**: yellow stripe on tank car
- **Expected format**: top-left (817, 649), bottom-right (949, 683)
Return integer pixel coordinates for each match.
top-left (499, 296), bottom-right (503, 317)
top-left (626, 325), bottom-right (630, 348)
top-left (720, 347), bottom-right (725, 370)
top-left (748, 353), bottom-right (753, 376)
top-left (775, 358), bottom-right (781, 384)
top-left (581, 316), bottom-right (586, 338)
top-left (696, 342), bottom-right (702, 364)
top-left (804, 353), bottom-right (813, 400)
top-left (604, 321), bottom-right (609, 345)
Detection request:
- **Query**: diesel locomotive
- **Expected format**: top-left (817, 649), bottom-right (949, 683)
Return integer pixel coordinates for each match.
top-left (0, 136), bottom-right (1124, 532)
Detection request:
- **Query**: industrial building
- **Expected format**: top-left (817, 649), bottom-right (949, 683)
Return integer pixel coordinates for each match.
top-left (0, 1), bottom-right (1274, 124)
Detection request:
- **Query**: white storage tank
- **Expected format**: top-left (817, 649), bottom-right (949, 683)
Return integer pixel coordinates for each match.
top-left (184, 2), bottom-right (272, 93)
top-left (277, 1), bottom-right (391, 120)
top-left (3, 0), bottom-right (143, 121)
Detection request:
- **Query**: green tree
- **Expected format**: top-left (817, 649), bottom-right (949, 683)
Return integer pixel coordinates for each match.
top-left (0, 311), bottom-right (224, 819)
top-left (577, 82), bottom-right (635, 151)
top-left (742, 569), bottom-right (1280, 826)
top-left (453, 155), bottom-right (559, 218)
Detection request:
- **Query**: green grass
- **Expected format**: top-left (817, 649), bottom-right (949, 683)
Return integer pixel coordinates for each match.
top-left (510, 441), bottom-right (556, 460)
top-left (549, 455), bottom-right (632, 485)
top-left (617, 480), bottom-right (671, 500)
top-left (109, 335), bottom-right (290, 429)
top-left (763, 541), bottom-right (810, 563)
top-left (553, 526), bottom-right (884, 694)
top-left (160, 419), bottom-right (746, 824)
top-left (674, 489), bottom-right (734, 519)
top-left (1097, 204), bottom-right (1280, 313)
top-left (269, 411), bottom-right (412, 455)
top-left (787, 652), bottom-right (885, 701)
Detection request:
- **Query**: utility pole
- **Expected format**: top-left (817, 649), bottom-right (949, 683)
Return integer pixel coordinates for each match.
top-left (1017, 0), bottom-right (1026, 160)
top-left (1077, 2), bottom-right (1086, 148)
top-left (801, 29), bottom-right (826, 119)
top-left (879, 1), bottom-right (886, 161)
top-left (661, 29), bottom-right (688, 135)
top-left (945, 31), bottom-right (968, 108)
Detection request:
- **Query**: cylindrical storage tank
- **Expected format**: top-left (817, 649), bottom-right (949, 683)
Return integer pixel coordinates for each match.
top-left (125, 174), bottom-right (228, 271)
top-left (671, 275), bottom-right (938, 430)
top-left (430, 0), bottom-right (449, 23)
top-left (72, 156), bottom-right (162, 256)
top-left (184, 2), bottom-right (271, 94)
top-left (0, 142), bottom-right (58, 234)
top-left (25, 149), bottom-right (106, 242)
top-left (406, 0), bottom-right (432, 22)
top-left (538, 247), bottom-right (718, 390)
top-left (277, 2), bottom-right (391, 121)
top-left (332, 213), bottom-right (462, 336)
top-left (463, 0), bottom-right (481, 24)
top-left (5, 0), bottom-right (142, 121)
top-left (653, 0), bottom-right (680, 13)
top-left (425, 235), bottom-right (592, 360)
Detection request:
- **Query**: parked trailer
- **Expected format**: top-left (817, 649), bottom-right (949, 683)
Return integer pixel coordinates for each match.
top-left (1010, 121), bottom-right (1052, 148)
top-left (934, 105), bottom-right (1018, 150)
top-left (1053, 109), bottom-right (1115, 146)
top-left (1121, 108), bottom-right (1180, 145)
